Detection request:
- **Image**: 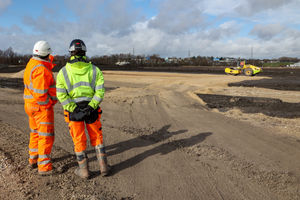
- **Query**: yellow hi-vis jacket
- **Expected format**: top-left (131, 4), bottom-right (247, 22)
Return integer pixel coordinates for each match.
top-left (56, 56), bottom-right (105, 112)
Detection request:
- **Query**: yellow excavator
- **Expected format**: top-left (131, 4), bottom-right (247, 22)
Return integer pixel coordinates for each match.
top-left (225, 61), bottom-right (262, 76)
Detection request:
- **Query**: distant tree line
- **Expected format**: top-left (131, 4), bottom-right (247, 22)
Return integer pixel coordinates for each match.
top-left (0, 47), bottom-right (31, 65)
top-left (1, 47), bottom-right (299, 69)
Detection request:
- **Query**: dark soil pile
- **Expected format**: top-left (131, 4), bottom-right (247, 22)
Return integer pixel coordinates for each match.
top-left (229, 77), bottom-right (300, 91)
top-left (0, 65), bottom-right (25, 73)
top-left (0, 78), bottom-right (24, 90)
top-left (197, 93), bottom-right (300, 119)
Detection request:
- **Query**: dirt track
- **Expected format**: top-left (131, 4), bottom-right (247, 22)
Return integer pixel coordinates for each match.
top-left (0, 69), bottom-right (300, 200)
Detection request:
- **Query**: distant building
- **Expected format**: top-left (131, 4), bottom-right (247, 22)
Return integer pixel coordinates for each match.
top-left (115, 61), bottom-right (130, 66)
top-left (213, 57), bottom-right (220, 61)
top-left (289, 62), bottom-right (300, 67)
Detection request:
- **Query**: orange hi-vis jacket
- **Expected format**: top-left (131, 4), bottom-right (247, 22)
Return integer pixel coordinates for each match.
top-left (24, 56), bottom-right (57, 107)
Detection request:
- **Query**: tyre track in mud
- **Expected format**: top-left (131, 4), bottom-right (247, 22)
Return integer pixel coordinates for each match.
top-left (102, 79), bottom-right (300, 200)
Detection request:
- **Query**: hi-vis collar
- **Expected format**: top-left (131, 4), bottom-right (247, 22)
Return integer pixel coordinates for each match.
top-left (69, 56), bottom-right (88, 64)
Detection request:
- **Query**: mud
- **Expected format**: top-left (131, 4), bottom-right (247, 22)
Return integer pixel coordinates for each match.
top-left (0, 77), bottom-right (118, 92)
top-left (100, 65), bottom-right (300, 77)
top-left (0, 122), bottom-right (121, 200)
top-left (197, 93), bottom-right (300, 118)
top-left (0, 65), bottom-right (25, 73)
top-left (0, 78), bottom-right (23, 89)
top-left (228, 77), bottom-right (300, 91)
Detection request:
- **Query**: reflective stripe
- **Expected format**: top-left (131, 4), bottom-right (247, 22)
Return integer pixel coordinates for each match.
top-left (30, 129), bottom-right (38, 133)
top-left (38, 132), bottom-right (54, 136)
top-left (37, 96), bottom-right (50, 105)
top-left (91, 65), bottom-right (97, 90)
top-left (75, 151), bottom-right (87, 161)
top-left (62, 65), bottom-right (97, 93)
top-left (30, 63), bottom-right (54, 82)
top-left (30, 155), bottom-right (38, 159)
top-left (29, 148), bottom-right (38, 152)
top-left (40, 122), bottom-right (54, 125)
top-left (74, 97), bottom-right (92, 103)
top-left (95, 144), bottom-right (106, 154)
top-left (39, 154), bottom-right (50, 159)
top-left (73, 82), bottom-right (92, 89)
top-left (38, 160), bottom-right (51, 165)
top-left (33, 88), bottom-right (48, 94)
top-left (26, 63), bottom-right (55, 107)
top-left (61, 98), bottom-right (74, 106)
top-left (75, 151), bottom-right (86, 156)
top-left (65, 81), bottom-right (95, 91)
top-left (95, 144), bottom-right (104, 149)
top-left (62, 67), bottom-right (72, 92)
top-left (25, 84), bottom-right (48, 94)
top-left (24, 94), bottom-right (34, 99)
top-left (30, 64), bottom-right (45, 82)
top-left (56, 87), bottom-right (67, 93)
top-left (92, 95), bottom-right (103, 103)
top-left (95, 84), bottom-right (104, 90)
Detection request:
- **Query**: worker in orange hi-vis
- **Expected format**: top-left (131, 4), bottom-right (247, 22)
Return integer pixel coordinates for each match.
top-left (23, 40), bottom-right (57, 176)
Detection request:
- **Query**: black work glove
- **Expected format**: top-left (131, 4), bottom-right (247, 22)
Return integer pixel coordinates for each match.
top-left (83, 106), bottom-right (99, 124)
top-left (81, 105), bottom-right (94, 117)
top-left (69, 106), bottom-right (87, 121)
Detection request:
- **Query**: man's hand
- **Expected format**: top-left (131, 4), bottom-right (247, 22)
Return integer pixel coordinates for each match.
top-left (81, 105), bottom-right (94, 117)
top-left (69, 106), bottom-right (86, 121)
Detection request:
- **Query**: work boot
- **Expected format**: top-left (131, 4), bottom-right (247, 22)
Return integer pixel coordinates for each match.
top-left (38, 170), bottom-right (53, 176)
top-left (74, 151), bottom-right (89, 179)
top-left (95, 145), bottom-right (110, 176)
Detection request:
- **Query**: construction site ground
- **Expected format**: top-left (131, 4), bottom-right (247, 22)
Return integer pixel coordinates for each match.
top-left (0, 66), bottom-right (300, 200)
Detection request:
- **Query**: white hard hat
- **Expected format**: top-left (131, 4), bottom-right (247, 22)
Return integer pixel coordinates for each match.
top-left (33, 40), bottom-right (52, 57)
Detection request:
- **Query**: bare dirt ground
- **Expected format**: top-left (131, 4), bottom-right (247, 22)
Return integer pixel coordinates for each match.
top-left (0, 66), bottom-right (300, 200)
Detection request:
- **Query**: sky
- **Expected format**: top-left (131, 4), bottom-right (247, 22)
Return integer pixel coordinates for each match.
top-left (1, 0), bottom-right (300, 59)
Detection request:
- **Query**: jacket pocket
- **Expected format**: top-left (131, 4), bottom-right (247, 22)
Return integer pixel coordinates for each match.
top-left (25, 104), bottom-right (40, 116)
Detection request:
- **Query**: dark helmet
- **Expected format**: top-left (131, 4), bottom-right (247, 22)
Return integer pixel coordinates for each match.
top-left (69, 39), bottom-right (87, 53)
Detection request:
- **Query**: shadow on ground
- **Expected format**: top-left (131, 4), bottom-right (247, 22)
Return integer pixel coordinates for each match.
top-left (109, 131), bottom-right (212, 175)
top-left (197, 93), bottom-right (300, 119)
top-left (53, 125), bottom-right (212, 178)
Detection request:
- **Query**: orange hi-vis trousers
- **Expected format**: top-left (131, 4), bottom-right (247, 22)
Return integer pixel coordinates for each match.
top-left (25, 103), bottom-right (54, 172)
top-left (65, 110), bottom-right (103, 156)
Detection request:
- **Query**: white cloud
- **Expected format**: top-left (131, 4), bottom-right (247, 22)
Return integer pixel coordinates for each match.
top-left (250, 24), bottom-right (285, 40)
top-left (0, 0), bottom-right (11, 14)
top-left (202, 0), bottom-right (240, 15)
top-left (1, 0), bottom-right (300, 59)
top-left (63, 0), bottom-right (142, 36)
top-left (148, 0), bottom-right (205, 34)
top-left (235, 0), bottom-right (294, 16)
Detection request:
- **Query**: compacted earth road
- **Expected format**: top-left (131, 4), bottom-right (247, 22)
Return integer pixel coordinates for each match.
top-left (0, 69), bottom-right (300, 200)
